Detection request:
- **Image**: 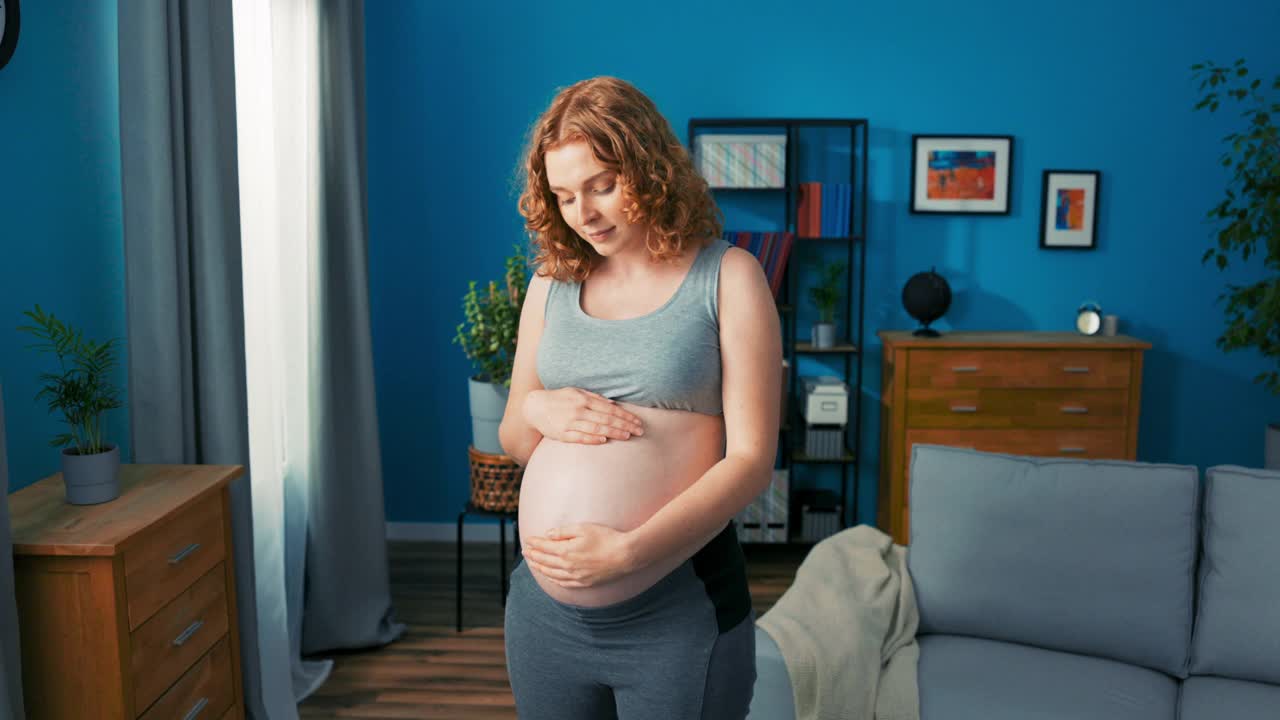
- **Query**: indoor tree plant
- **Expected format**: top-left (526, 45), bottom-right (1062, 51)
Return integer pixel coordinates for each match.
top-left (454, 244), bottom-right (529, 454)
top-left (18, 304), bottom-right (126, 504)
top-left (1192, 59), bottom-right (1280, 468)
top-left (808, 260), bottom-right (846, 349)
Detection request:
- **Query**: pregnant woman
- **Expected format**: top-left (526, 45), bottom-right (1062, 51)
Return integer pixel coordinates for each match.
top-left (498, 76), bottom-right (782, 720)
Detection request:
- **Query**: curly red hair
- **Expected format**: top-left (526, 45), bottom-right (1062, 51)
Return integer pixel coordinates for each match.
top-left (517, 77), bottom-right (722, 282)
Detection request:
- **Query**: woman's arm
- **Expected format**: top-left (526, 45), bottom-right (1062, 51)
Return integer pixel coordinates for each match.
top-left (623, 247), bottom-right (782, 571)
top-left (498, 272), bottom-right (551, 466)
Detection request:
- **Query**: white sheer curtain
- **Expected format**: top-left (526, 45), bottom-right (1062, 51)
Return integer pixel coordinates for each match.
top-left (232, 0), bottom-right (333, 706)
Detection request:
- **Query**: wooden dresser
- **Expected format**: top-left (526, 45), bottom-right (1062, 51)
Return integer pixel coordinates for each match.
top-left (9, 465), bottom-right (245, 720)
top-left (878, 331), bottom-right (1149, 545)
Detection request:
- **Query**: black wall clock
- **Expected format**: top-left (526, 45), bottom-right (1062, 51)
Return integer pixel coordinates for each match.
top-left (0, 0), bottom-right (20, 72)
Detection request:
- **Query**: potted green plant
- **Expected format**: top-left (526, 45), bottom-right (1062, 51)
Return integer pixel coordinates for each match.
top-left (454, 245), bottom-right (529, 454)
top-left (18, 305), bottom-right (126, 504)
top-left (1192, 59), bottom-right (1280, 469)
top-left (808, 260), bottom-right (846, 349)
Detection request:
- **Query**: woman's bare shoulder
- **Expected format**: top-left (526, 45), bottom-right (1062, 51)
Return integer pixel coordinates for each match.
top-left (718, 246), bottom-right (768, 288)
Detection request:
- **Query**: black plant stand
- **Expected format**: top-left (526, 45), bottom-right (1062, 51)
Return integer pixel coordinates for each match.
top-left (456, 500), bottom-right (521, 632)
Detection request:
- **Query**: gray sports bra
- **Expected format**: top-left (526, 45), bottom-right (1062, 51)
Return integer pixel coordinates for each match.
top-left (536, 238), bottom-right (733, 416)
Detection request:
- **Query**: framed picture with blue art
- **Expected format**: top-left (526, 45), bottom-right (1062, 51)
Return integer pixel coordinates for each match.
top-left (910, 134), bottom-right (1013, 214)
top-left (1039, 170), bottom-right (1099, 250)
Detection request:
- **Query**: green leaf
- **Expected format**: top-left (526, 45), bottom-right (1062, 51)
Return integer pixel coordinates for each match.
top-left (453, 246), bottom-right (530, 380)
top-left (19, 306), bottom-right (124, 447)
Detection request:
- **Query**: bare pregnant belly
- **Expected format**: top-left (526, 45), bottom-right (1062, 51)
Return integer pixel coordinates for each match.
top-left (518, 402), bottom-right (727, 607)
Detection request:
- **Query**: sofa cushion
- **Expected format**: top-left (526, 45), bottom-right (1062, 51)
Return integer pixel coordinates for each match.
top-left (908, 444), bottom-right (1199, 677)
top-left (747, 625), bottom-right (795, 720)
top-left (918, 634), bottom-right (1178, 720)
top-left (1189, 465), bottom-right (1280, 685)
top-left (1179, 675), bottom-right (1280, 720)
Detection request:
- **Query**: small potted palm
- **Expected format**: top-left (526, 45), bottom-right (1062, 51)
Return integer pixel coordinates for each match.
top-left (809, 260), bottom-right (846, 349)
top-left (454, 245), bottom-right (529, 454)
top-left (18, 305), bottom-right (125, 505)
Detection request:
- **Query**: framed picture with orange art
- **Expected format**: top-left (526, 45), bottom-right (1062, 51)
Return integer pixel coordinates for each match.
top-left (1039, 170), bottom-right (1100, 250)
top-left (910, 134), bottom-right (1013, 214)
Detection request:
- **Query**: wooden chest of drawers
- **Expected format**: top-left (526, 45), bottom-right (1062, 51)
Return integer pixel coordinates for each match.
top-left (877, 331), bottom-right (1149, 545)
top-left (9, 465), bottom-right (246, 720)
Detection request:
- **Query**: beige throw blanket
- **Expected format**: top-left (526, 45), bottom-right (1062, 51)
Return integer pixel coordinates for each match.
top-left (756, 525), bottom-right (920, 720)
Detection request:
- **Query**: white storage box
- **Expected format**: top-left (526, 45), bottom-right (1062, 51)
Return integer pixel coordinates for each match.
top-left (802, 376), bottom-right (849, 425)
top-left (695, 134), bottom-right (786, 188)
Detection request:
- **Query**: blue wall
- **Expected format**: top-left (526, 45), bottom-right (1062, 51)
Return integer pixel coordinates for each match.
top-left (4, 3), bottom-right (1272, 515)
top-left (366, 0), bottom-right (1280, 525)
top-left (0, 2), bottom-right (129, 492)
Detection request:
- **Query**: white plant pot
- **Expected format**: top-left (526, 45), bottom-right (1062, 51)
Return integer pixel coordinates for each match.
top-left (812, 322), bottom-right (836, 349)
top-left (1266, 423), bottom-right (1280, 471)
top-left (61, 443), bottom-right (121, 505)
top-left (468, 377), bottom-right (509, 455)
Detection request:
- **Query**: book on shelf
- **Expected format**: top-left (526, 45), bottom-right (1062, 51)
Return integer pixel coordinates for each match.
top-left (723, 231), bottom-right (795, 300)
top-left (839, 183), bottom-right (851, 237)
top-left (798, 182), bottom-right (853, 238)
top-left (835, 183), bottom-right (845, 237)
top-left (822, 183), bottom-right (835, 237)
top-left (832, 183), bottom-right (850, 237)
top-left (797, 182), bottom-right (822, 238)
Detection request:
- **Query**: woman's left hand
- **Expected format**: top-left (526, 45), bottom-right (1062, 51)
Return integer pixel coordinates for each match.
top-left (521, 523), bottom-right (637, 588)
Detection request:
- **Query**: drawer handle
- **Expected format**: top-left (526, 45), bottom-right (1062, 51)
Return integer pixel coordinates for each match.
top-left (1060, 406), bottom-right (1089, 414)
top-left (1063, 366), bottom-right (1091, 373)
top-left (949, 405), bottom-right (978, 413)
top-left (169, 542), bottom-right (201, 565)
top-left (183, 698), bottom-right (209, 720)
top-left (172, 619), bottom-right (205, 646)
top-left (951, 365), bottom-right (980, 373)
top-left (1059, 446), bottom-right (1086, 454)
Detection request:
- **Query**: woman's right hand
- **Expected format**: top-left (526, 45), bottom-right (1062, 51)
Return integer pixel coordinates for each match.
top-left (522, 388), bottom-right (645, 444)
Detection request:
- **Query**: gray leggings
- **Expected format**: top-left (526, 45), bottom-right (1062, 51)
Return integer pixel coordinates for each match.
top-left (504, 557), bottom-right (757, 719)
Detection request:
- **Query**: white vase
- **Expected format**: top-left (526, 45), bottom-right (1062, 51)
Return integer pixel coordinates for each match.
top-left (812, 323), bottom-right (836, 349)
top-left (468, 377), bottom-right (509, 455)
top-left (61, 443), bottom-right (121, 505)
top-left (1266, 423), bottom-right (1280, 471)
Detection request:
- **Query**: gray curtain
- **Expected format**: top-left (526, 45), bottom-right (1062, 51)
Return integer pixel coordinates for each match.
top-left (116, 2), bottom-right (289, 717)
top-left (0, 383), bottom-right (26, 720)
top-left (118, 1), bottom-right (402, 716)
top-left (301, 0), bottom-right (405, 657)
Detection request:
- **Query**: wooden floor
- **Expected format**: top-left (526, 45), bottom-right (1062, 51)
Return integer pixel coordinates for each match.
top-left (298, 539), bottom-right (808, 719)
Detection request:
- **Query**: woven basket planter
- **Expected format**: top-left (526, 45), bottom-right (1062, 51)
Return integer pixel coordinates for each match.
top-left (468, 445), bottom-right (523, 512)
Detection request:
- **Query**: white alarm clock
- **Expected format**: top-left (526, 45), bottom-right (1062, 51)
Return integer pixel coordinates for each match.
top-left (1076, 301), bottom-right (1103, 335)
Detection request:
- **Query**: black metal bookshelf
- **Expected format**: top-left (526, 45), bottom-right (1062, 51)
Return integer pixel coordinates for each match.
top-left (688, 117), bottom-right (869, 543)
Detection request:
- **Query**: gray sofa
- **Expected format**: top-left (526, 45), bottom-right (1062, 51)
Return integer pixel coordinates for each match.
top-left (749, 444), bottom-right (1280, 719)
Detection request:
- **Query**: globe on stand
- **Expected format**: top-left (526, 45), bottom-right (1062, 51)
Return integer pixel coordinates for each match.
top-left (902, 268), bottom-right (952, 337)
